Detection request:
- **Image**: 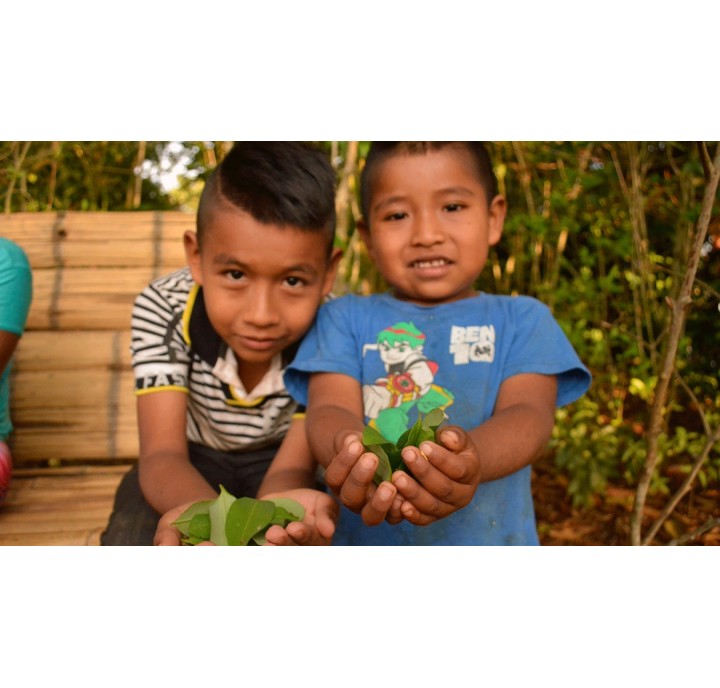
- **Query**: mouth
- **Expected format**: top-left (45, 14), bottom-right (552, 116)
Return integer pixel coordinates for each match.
top-left (236, 335), bottom-right (281, 352)
top-left (410, 257), bottom-right (453, 270)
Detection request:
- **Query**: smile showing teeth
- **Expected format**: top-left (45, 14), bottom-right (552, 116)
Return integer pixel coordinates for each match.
top-left (413, 258), bottom-right (450, 268)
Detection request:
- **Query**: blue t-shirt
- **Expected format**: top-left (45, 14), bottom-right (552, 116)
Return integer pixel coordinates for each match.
top-left (0, 238), bottom-right (33, 441)
top-left (285, 292), bottom-right (591, 545)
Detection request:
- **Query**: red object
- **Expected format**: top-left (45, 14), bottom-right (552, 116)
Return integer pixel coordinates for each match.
top-left (0, 441), bottom-right (11, 506)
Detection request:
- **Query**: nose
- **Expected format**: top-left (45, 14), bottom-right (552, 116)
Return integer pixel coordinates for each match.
top-left (411, 209), bottom-right (444, 246)
top-left (243, 284), bottom-right (280, 327)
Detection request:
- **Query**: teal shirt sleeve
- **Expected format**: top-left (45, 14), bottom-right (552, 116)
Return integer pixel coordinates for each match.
top-left (0, 238), bottom-right (33, 441)
top-left (0, 238), bottom-right (33, 336)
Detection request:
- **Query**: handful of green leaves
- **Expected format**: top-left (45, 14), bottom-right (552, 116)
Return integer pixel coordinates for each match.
top-left (362, 407), bottom-right (446, 486)
top-left (173, 485), bottom-right (305, 546)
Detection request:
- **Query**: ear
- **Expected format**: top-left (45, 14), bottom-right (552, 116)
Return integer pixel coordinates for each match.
top-left (487, 195), bottom-right (507, 247)
top-left (321, 247), bottom-right (344, 296)
top-left (356, 218), bottom-right (374, 256)
top-left (184, 231), bottom-right (203, 285)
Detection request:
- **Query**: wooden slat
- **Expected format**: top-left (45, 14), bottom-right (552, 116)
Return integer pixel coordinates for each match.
top-left (0, 465), bottom-right (129, 546)
top-left (15, 238), bottom-right (187, 270)
top-left (0, 210), bottom-right (194, 242)
top-left (11, 431), bottom-right (138, 462)
top-left (13, 330), bottom-right (133, 371)
top-left (9, 367), bottom-right (138, 464)
top-left (10, 369), bottom-right (135, 409)
top-left (25, 267), bottom-right (161, 330)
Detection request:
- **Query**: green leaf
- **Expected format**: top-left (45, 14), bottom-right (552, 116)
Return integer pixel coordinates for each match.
top-left (269, 505), bottom-right (300, 527)
top-left (406, 416), bottom-right (435, 448)
top-left (208, 485), bottom-right (238, 546)
top-left (252, 531), bottom-right (268, 545)
top-left (362, 407), bottom-right (450, 484)
top-left (386, 446), bottom-right (406, 473)
top-left (225, 497), bottom-right (276, 546)
top-left (172, 498), bottom-right (213, 537)
top-left (368, 443), bottom-right (393, 485)
top-left (362, 425), bottom-right (390, 446)
top-left (424, 407), bottom-right (445, 431)
top-left (269, 498), bottom-right (305, 522)
top-left (395, 428), bottom-right (412, 450)
top-left (188, 513), bottom-right (211, 540)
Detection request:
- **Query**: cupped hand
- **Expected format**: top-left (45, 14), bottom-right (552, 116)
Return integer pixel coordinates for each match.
top-left (261, 488), bottom-right (340, 546)
top-left (324, 433), bottom-right (405, 526)
top-left (391, 425), bottom-right (482, 526)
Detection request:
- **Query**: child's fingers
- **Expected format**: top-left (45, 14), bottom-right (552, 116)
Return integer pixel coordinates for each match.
top-left (360, 481), bottom-right (397, 526)
top-left (313, 495), bottom-right (339, 541)
top-left (397, 446), bottom-right (474, 515)
top-left (324, 436), bottom-right (364, 494)
top-left (263, 524), bottom-right (296, 545)
top-left (392, 466), bottom-right (448, 522)
top-left (154, 528), bottom-right (182, 546)
top-left (421, 437), bottom-right (477, 484)
top-left (336, 451), bottom-right (379, 513)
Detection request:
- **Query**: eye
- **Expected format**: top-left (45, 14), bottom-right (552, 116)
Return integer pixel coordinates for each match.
top-left (226, 269), bottom-right (245, 281)
top-left (284, 275), bottom-right (306, 288)
top-left (384, 211), bottom-right (408, 222)
top-left (444, 203), bottom-right (464, 213)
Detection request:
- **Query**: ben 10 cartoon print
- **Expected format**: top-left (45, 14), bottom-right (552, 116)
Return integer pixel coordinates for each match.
top-left (362, 322), bottom-right (454, 442)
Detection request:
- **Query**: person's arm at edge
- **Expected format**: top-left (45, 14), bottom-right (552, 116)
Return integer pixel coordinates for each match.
top-left (0, 331), bottom-right (20, 379)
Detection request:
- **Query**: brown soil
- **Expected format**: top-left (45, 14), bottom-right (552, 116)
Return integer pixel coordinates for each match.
top-left (531, 454), bottom-right (720, 546)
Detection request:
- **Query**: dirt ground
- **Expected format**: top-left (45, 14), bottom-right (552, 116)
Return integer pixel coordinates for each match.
top-left (531, 454), bottom-right (720, 546)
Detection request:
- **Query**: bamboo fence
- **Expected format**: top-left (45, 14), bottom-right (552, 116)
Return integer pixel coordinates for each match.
top-left (3, 211), bottom-right (193, 465)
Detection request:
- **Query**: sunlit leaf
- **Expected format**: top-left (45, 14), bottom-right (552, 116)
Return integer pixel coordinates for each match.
top-left (225, 497), bottom-right (276, 546)
top-left (208, 485), bottom-right (238, 546)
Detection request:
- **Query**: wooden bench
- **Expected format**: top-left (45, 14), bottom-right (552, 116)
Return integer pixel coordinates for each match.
top-left (0, 211), bottom-right (193, 545)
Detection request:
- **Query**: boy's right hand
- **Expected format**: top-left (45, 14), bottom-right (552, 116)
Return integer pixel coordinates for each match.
top-left (324, 433), bottom-right (405, 526)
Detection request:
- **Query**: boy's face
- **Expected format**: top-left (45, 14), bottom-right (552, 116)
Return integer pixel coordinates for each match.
top-left (185, 205), bottom-right (340, 388)
top-left (359, 146), bottom-right (506, 305)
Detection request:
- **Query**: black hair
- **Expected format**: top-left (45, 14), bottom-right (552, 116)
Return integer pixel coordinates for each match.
top-left (359, 142), bottom-right (499, 221)
top-left (197, 142), bottom-right (336, 253)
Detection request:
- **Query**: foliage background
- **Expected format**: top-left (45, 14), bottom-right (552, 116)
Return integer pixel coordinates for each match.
top-left (1, 140), bottom-right (718, 545)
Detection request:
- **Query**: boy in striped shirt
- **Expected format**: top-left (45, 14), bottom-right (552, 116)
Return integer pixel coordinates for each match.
top-left (102, 142), bottom-right (341, 545)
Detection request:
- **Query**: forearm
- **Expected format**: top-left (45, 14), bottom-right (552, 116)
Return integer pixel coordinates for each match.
top-left (466, 402), bottom-right (555, 483)
top-left (138, 451), bottom-right (217, 514)
top-left (306, 403), bottom-right (365, 469)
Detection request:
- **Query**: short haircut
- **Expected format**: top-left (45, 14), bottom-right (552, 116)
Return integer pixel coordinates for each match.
top-left (197, 142), bottom-right (337, 254)
top-left (360, 142), bottom-right (499, 221)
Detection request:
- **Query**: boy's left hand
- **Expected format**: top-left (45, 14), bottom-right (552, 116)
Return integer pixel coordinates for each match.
top-left (391, 425), bottom-right (482, 525)
top-left (261, 488), bottom-right (339, 546)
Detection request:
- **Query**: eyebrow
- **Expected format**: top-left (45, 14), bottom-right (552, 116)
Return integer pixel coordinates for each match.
top-left (212, 253), bottom-right (319, 275)
top-left (372, 186), bottom-right (477, 213)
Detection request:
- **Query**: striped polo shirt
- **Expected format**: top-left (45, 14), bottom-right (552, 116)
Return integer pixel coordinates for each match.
top-left (131, 267), bottom-right (300, 453)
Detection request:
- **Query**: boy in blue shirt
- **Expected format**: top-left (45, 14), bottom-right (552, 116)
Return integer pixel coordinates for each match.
top-left (285, 142), bottom-right (592, 545)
